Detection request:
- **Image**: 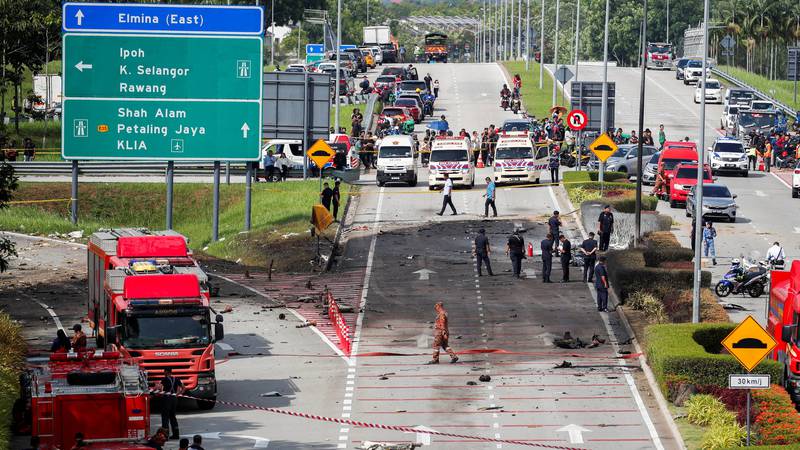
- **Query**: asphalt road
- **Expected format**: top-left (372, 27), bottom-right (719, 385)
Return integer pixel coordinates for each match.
top-left (562, 63), bottom-right (800, 324)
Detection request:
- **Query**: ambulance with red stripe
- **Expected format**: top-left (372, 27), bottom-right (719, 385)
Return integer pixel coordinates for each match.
top-left (428, 136), bottom-right (475, 189)
top-left (493, 131), bottom-right (548, 184)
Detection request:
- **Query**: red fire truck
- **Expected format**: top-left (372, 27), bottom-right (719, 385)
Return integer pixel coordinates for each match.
top-left (645, 42), bottom-right (673, 70)
top-left (768, 260), bottom-right (800, 402)
top-left (87, 229), bottom-right (223, 409)
top-left (23, 350), bottom-right (152, 449)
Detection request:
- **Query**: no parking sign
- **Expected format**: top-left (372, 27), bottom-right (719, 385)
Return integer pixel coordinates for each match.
top-left (567, 109), bottom-right (588, 131)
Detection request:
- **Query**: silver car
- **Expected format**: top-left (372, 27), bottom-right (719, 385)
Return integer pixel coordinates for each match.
top-left (686, 183), bottom-right (738, 223)
top-left (587, 144), bottom-right (657, 178)
top-left (641, 151), bottom-right (661, 185)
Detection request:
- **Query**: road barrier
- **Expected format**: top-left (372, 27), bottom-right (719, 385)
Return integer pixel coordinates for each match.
top-left (149, 389), bottom-right (585, 449)
top-left (326, 290), bottom-right (353, 355)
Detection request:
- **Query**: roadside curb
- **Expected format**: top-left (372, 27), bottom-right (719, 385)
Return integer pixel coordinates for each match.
top-left (559, 187), bottom-right (687, 450)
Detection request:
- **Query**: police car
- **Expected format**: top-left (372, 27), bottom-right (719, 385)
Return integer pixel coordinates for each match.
top-left (708, 137), bottom-right (748, 177)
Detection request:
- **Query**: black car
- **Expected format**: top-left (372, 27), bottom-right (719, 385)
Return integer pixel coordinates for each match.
top-left (674, 58), bottom-right (694, 80)
top-left (344, 49), bottom-right (367, 73)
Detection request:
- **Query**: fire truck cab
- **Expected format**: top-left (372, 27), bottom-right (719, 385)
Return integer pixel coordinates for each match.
top-left (88, 229), bottom-right (223, 409)
top-left (768, 260), bottom-right (800, 402)
top-left (23, 350), bottom-right (152, 449)
top-left (645, 42), bottom-right (673, 70)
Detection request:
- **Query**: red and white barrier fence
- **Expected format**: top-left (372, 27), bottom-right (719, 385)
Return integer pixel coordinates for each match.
top-left (327, 290), bottom-right (353, 355)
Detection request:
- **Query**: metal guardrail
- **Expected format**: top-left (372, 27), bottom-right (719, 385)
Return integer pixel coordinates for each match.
top-left (363, 93), bottom-right (380, 133)
top-left (711, 68), bottom-right (796, 116)
top-left (8, 161), bottom-right (252, 176)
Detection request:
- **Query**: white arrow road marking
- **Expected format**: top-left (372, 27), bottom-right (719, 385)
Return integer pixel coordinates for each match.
top-left (794, 227), bottom-right (800, 234)
top-left (408, 425), bottom-right (436, 446)
top-left (523, 268), bottom-right (537, 278)
top-left (556, 424), bottom-right (591, 444)
top-left (75, 9), bottom-right (84, 26)
top-left (755, 190), bottom-right (766, 197)
top-left (241, 122), bottom-right (250, 139)
top-left (191, 432), bottom-right (269, 448)
top-left (196, 432), bottom-right (222, 440)
top-left (413, 268), bottom-right (436, 280)
top-left (75, 61), bottom-right (93, 72)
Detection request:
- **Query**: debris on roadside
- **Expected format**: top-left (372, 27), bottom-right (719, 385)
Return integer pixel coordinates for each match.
top-left (554, 361), bottom-right (573, 369)
top-left (278, 313), bottom-right (286, 320)
top-left (221, 305), bottom-right (233, 313)
top-left (478, 374), bottom-right (491, 382)
top-left (478, 405), bottom-right (503, 411)
top-left (296, 320), bottom-right (317, 328)
top-left (466, 381), bottom-right (478, 386)
top-left (260, 391), bottom-right (283, 397)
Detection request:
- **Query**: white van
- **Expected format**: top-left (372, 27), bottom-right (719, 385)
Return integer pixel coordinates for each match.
top-left (261, 139), bottom-right (304, 170)
top-left (493, 132), bottom-right (548, 184)
top-left (428, 136), bottom-right (475, 189)
top-left (376, 134), bottom-right (417, 186)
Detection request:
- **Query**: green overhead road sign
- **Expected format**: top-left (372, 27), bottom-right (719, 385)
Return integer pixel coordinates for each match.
top-left (64, 34), bottom-right (262, 100)
top-left (62, 99), bottom-right (261, 160)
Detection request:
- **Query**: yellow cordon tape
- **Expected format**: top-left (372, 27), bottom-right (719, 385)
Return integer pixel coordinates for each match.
top-left (8, 198), bottom-right (73, 205)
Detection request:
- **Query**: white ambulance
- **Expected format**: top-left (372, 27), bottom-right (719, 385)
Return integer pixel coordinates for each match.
top-left (428, 136), bottom-right (475, 189)
top-left (376, 134), bottom-right (417, 186)
top-left (492, 131), bottom-right (548, 184)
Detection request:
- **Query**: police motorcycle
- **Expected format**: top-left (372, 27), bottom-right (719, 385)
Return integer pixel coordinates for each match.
top-left (510, 94), bottom-right (521, 115)
top-left (715, 258), bottom-right (768, 298)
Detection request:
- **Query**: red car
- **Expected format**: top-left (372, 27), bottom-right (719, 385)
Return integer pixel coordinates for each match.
top-left (379, 106), bottom-right (412, 126)
top-left (669, 163), bottom-right (713, 207)
top-left (393, 98), bottom-right (421, 123)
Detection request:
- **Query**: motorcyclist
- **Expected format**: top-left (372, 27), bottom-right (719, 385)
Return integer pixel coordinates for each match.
top-left (422, 90), bottom-right (436, 116)
top-left (500, 84), bottom-right (511, 99)
top-left (359, 76), bottom-right (371, 94)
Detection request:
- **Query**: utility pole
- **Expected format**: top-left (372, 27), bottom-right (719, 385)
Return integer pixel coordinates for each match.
top-left (539, 0), bottom-right (544, 89)
top-left (552, 0), bottom-right (560, 107)
top-left (366, 0), bottom-right (369, 24)
top-left (270, 0), bottom-right (275, 67)
top-left (635, 0), bottom-right (648, 246)
top-left (495, 0), bottom-right (500, 61)
top-left (517, 0), bottom-right (523, 59)
top-left (334, 0), bottom-right (342, 131)
top-left (525, 0), bottom-right (531, 70)
top-left (573, 0), bottom-right (580, 82)
top-left (666, 0), bottom-right (670, 43)
top-left (483, 0), bottom-right (487, 62)
top-left (693, 0), bottom-right (710, 324)
top-left (599, 0), bottom-right (610, 185)
top-left (503, 0), bottom-right (508, 60)
top-left (510, 0), bottom-right (515, 59)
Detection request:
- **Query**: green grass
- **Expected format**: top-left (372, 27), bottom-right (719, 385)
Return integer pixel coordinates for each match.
top-left (0, 313), bottom-right (25, 450)
top-left (669, 404), bottom-right (707, 450)
top-left (4, 120), bottom-right (62, 160)
top-left (716, 65), bottom-right (800, 110)
top-left (502, 61), bottom-right (564, 120)
top-left (1, 181), bottom-right (348, 266)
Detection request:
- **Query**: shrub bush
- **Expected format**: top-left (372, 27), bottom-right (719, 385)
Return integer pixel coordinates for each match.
top-left (644, 323), bottom-right (783, 394)
top-left (686, 394), bottom-right (732, 426)
top-left (642, 247), bottom-right (695, 267)
top-left (663, 288), bottom-right (730, 323)
top-left (643, 231), bottom-right (681, 247)
top-left (627, 291), bottom-right (667, 323)
top-left (605, 194), bottom-right (659, 213)
top-left (568, 185), bottom-right (602, 205)
top-left (0, 313), bottom-right (25, 449)
top-left (606, 249), bottom-right (711, 301)
top-left (701, 422), bottom-right (746, 450)
top-left (752, 386), bottom-right (800, 445)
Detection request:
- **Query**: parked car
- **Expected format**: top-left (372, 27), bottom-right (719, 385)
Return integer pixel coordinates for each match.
top-left (329, 53), bottom-right (357, 76)
top-left (501, 119), bottom-right (534, 132)
top-left (587, 144), bottom-right (657, 176)
top-left (381, 66), bottom-right (409, 82)
top-left (285, 64), bottom-right (306, 73)
top-left (750, 100), bottom-right (775, 112)
top-left (793, 160), bottom-right (800, 198)
top-left (686, 183), bottom-right (738, 222)
top-left (708, 137), bottom-right (748, 176)
top-left (694, 78), bottom-right (722, 103)
top-left (359, 48), bottom-right (376, 68)
top-left (641, 151), bottom-right (661, 185)
top-left (321, 67), bottom-right (354, 96)
top-left (674, 58), bottom-right (694, 80)
top-left (720, 104), bottom-right (740, 133)
top-left (668, 162), bottom-right (713, 208)
top-left (398, 80), bottom-right (429, 95)
top-left (683, 60), bottom-right (709, 85)
top-left (374, 75), bottom-right (397, 92)
top-left (344, 48), bottom-right (367, 72)
top-left (393, 98), bottom-right (422, 123)
top-left (369, 46), bottom-right (384, 65)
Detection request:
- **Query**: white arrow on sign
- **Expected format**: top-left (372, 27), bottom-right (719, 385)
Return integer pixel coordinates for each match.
top-left (412, 425), bottom-right (437, 446)
top-left (75, 9), bottom-right (84, 26)
top-left (75, 61), bottom-right (93, 72)
top-left (556, 424), bottom-right (591, 444)
top-left (241, 122), bottom-right (250, 139)
top-left (414, 268), bottom-right (436, 280)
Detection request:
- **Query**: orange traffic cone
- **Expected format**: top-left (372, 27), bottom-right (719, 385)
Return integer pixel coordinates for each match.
top-left (527, 243), bottom-right (534, 257)
top-left (476, 152), bottom-right (485, 168)
top-left (758, 158), bottom-right (764, 171)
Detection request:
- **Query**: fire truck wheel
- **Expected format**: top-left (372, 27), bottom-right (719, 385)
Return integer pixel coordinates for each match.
top-left (197, 396), bottom-right (217, 410)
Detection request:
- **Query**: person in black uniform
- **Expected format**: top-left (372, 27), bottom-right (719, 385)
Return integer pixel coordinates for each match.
top-left (595, 256), bottom-right (610, 312)
top-left (473, 228), bottom-right (494, 276)
top-left (580, 232), bottom-right (598, 283)
top-left (506, 228), bottom-right (525, 278)
top-left (332, 180), bottom-right (341, 221)
top-left (597, 205), bottom-right (614, 251)
top-left (548, 211), bottom-right (561, 251)
top-left (558, 234), bottom-right (572, 282)
top-left (320, 182), bottom-right (334, 211)
top-left (157, 368), bottom-right (184, 439)
top-left (540, 233), bottom-right (554, 283)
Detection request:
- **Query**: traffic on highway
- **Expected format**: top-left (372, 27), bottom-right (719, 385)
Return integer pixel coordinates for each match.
top-left (3, 2), bottom-right (800, 450)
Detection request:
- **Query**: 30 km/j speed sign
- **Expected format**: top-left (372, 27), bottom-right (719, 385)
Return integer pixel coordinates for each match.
top-left (567, 109), bottom-right (588, 131)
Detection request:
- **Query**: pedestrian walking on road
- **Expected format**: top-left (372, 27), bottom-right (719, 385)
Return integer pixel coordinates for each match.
top-left (484, 177), bottom-right (497, 217)
top-left (548, 147), bottom-right (560, 183)
top-left (156, 368), bottom-right (184, 439)
top-left (424, 73), bottom-right (432, 91)
top-left (320, 182), bottom-right (334, 211)
top-left (427, 302), bottom-right (459, 364)
top-left (747, 146), bottom-right (757, 171)
top-left (597, 205), bottom-right (614, 252)
top-left (506, 228), bottom-right (525, 278)
top-left (433, 79), bottom-right (440, 98)
top-left (559, 234), bottom-right (572, 282)
top-left (437, 173), bottom-right (457, 216)
top-left (332, 180), bottom-right (341, 221)
top-left (548, 211), bottom-right (561, 251)
top-left (702, 221), bottom-right (717, 265)
top-left (594, 256), bottom-right (609, 312)
top-left (581, 232), bottom-right (598, 283)
top-left (540, 233), bottom-right (554, 283)
top-left (473, 228), bottom-right (494, 276)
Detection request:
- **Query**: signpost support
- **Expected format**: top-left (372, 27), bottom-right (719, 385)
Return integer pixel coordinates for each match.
top-left (166, 161), bottom-right (174, 230)
top-left (634, 0), bottom-right (648, 246)
top-left (212, 161), bottom-right (220, 241)
top-left (70, 161), bottom-right (78, 225)
top-left (245, 164), bottom-right (252, 231)
top-left (746, 389), bottom-right (751, 445)
top-left (225, 162), bottom-right (231, 185)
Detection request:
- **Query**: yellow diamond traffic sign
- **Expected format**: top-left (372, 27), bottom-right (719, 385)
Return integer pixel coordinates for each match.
top-left (721, 315), bottom-right (777, 372)
top-left (307, 139), bottom-right (335, 169)
top-left (589, 133), bottom-right (618, 163)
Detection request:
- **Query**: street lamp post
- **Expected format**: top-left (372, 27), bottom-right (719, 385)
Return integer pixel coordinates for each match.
top-left (334, 0), bottom-right (342, 132)
top-left (692, 0), bottom-right (711, 324)
top-left (635, 0), bottom-right (648, 245)
top-left (539, 0), bottom-right (544, 89)
top-left (552, 0), bottom-right (560, 107)
top-left (599, 0), bottom-right (610, 185)
top-left (573, 0), bottom-right (580, 82)
top-left (525, 0), bottom-right (531, 71)
top-left (510, 0), bottom-right (515, 59)
top-left (270, 0), bottom-right (275, 67)
top-left (518, 0), bottom-right (523, 59)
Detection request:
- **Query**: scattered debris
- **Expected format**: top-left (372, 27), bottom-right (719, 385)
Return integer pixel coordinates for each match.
top-left (466, 381), bottom-right (478, 386)
top-left (296, 320), bottom-right (317, 328)
top-left (379, 376), bottom-right (389, 380)
top-left (618, 337), bottom-right (635, 345)
top-left (221, 305), bottom-right (233, 313)
top-left (478, 374), bottom-right (491, 382)
top-left (67, 230), bottom-right (83, 239)
top-left (305, 279), bottom-right (313, 290)
top-left (554, 361), bottom-right (573, 369)
top-left (278, 313), bottom-right (286, 320)
top-left (588, 334), bottom-right (606, 348)
top-left (721, 302), bottom-right (746, 311)
top-left (553, 331), bottom-right (586, 349)
top-left (260, 391), bottom-right (283, 397)
top-left (478, 405), bottom-right (503, 411)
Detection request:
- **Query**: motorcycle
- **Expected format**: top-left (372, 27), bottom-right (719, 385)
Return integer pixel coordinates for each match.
top-left (715, 258), bottom-right (767, 298)
top-left (500, 95), bottom-right (510, 110)
top-left (511, 97), bottom-right (521, 114)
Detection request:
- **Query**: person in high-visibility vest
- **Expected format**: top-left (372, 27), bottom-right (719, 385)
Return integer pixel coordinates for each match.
top-left (763, 141), bottom-right (772, 172)
top-left (747, 146), bottom-right (758, 171)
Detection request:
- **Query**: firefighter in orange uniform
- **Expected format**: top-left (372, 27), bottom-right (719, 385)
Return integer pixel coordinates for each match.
top-left (427, 302), bottom-right (459, 364)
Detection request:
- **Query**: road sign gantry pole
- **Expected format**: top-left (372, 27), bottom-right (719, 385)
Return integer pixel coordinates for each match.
top-left (599, 0), bottom-right (610, 186)
top-left (693, 0), bottom-right (710, 323)
top-left (634, 0), bottom-right (648, 246)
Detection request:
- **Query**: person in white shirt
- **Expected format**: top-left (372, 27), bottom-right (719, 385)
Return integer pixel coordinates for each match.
top-left (766, 242), bottom-right (786, 264)
top-left (437, 173), bottom-right (457, 216)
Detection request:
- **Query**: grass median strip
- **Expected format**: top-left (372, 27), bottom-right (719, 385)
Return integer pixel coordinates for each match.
top-left (501, 61), bottom-right (562, 119)
top-left (1, 181), bottom-right (348, 270)
top-left (716, 66), bottom-right (799, 111)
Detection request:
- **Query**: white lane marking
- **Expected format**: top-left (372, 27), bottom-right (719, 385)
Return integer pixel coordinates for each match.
top-left (337, 186), bottom-right (384, 447)
top-left (794, 227), bottom-right (800, 234)
top-left (25, 294), bottom-right (64, 331)
top-left (755, 190), bottom-right (766, 197)
top-left (644, 72), bottom-right (725, 137)
top-left (770, 171), bottom-right (793, 189)
top-left (549, 185), bottom-right (664, 450)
